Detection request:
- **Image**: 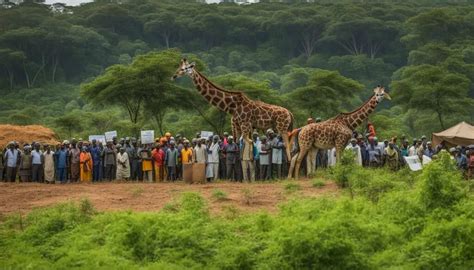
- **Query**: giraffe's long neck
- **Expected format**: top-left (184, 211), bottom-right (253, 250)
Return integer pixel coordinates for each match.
top-left (190, 70), bottom-right (238, 113)
top-left (340, 95), bottom-right (379, 130)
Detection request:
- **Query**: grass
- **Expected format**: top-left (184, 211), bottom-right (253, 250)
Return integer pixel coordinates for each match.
top-left (211, 189), bottom-right (228, 201)
top-left (312, 178), bottom-right (326, 188)
top-left (130, 187), bottom-right (144, 198)
top-left (241, 188), bottom-right (255, 205)
top-left (283, 181), bottom-right (301, 193)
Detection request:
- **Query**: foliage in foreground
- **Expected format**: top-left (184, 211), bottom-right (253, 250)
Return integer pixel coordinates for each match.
top-left (1, 155), bottom-right (473, 269)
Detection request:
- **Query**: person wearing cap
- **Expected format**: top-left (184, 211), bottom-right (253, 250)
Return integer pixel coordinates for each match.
top-left (90, 139), bottom-right (102, 182)
top-left (43, 144), bottom-right (55, 184)
top-left (271, 134), bottom-right (284, 179)
top-left (140, 144), bottom-right (153, 182)
top-left (31, 143), bottom-right (44, 183)
top-left (367, 137), bottom-right (382, 167)
top-left (224, 136), bottom-right (239, 181)
top-left (193, 137), bottom-right (207, 164)
top-left (4, 142), bottom-right (20, 182)
top-left (19, 144), bottom-right (32, 182)
top-left (385, 140), bottom-right (399, 171)
top-left (80, 146), bottom-right (92, 182)
top-left (181, 140), bottom-right (193, 165)
top-left (252, 132), bottom-right (261, 180)
top-left (55, 142), bottom-right (68, 183)
top-left (152, 144), bottom-right (165, 182)
top-left (69, 139), bottom-right (80, 183)
top-left (116, 146), bottom-right (130, 181)
top-left (420, 135), bottom-right (427, 149)
top-left (207, 135), bottom-right (220, 181)
top-left (240, 136), bottom-right (255, 182)
top-left (423, 141), bottom-right (435, 158)
top-left (165, 141), bottom-right (179, 181)
top-left (103, 142), bottom-right (116, 181)
top-left (258, 136), bottom-right (271, 180)
top-left (346, 138), bottom-right (362, 166)
top-left (452, 147), bottom-right (467, 172)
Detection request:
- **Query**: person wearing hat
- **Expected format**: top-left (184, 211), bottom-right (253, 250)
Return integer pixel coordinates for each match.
top-left (69, 139), bottom-right (80, 183)
top-left (423, 141), bottom-right (435, 158)
top-left (240, 135), bottom-right (255, 182)
top-left (4, 142), bottom-right (20, 182)
top-left (80, 146), bottom-right (92, 182)
top-left (181, 140), bottom-right (193, 165)
top-left (152, 143), bottom-right (165, 182)
top-left (116, 145), bottom-right (130, 181)
top-left (420, 135), bottom-right (427, 149)
top-left (207, 135), bottom-right (220, 181)
top-left (43, 144), bottom-right (55, 184)
top-left (367, 137), bottom-right (382, 167)
top-left (193, 137), bottom-right (207, 164)
top-left (385, 140), bottom-right (399, 171)
top-left (224, 136), bottom-right (239, 181)
top-left (346, 138), bottom-right (362, 166)
top-left (140, 144), bottom-right (153, 182)
top-left (19, 144), bottom-right (32, 182)
top-left (31, 143), bottom-right (44, 183)
top-left (165, 141), bottom-right (179, 181)
top-left (258, 135), bottom-right (271, 180)
top-left (55, 142), bottom-right (69, 183)
top-left (103, 141), bottom-right (117, 181)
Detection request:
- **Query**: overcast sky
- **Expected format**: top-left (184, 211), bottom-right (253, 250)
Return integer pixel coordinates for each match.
top-left (44, 0), bottom-right (93, 6)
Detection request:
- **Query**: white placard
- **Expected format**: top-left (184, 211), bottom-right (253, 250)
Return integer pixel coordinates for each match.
top-left (200, 131), bottom-right (213, 139)
top-left (141, 130), bottom-right (155, 144)
top-left (88, 135), bottom-right (106, 143)
top-left (422, 155), bottom-right (432, 165)
top-left (404, 156), bottom-right (423, 171)
top-left (104, 131), bottom-right (117, 142)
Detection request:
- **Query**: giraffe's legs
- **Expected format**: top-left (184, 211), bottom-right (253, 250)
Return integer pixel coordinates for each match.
top-left (231, 117), bottom-right (241, 140)
top-left (294, 145), bottom-right (309, 180)
top-left (288, 153), bottom-right (298, 178)
top-left (280, 131), bottom-right (292, 164)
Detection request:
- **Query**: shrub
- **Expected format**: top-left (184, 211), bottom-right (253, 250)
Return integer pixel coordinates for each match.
top-left (283, 182), bottom-right (301, 193)
top-left (312, 179), bottom-right (326, 188)
top-left (332, 149), bottom-right (356, 188)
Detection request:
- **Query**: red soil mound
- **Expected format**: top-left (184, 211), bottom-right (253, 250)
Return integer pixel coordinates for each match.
top-left (0, 124), bottom-right (60, 147)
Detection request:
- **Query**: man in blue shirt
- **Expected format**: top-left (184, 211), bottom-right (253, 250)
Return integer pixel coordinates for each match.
top-left (4, 142), bottom-right (20, 182)
top-left (90, 139), bottom-right (102, 182)
top-left (31, 143), bottom-right (43, 182)
top-left (55, 142), bottom-right (68, 183)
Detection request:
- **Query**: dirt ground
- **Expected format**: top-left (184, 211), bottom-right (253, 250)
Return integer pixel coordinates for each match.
top-left (0, 180), bottom-right (338, 217)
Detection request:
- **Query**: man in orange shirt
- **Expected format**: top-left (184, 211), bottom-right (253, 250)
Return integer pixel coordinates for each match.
top-left (181, 140), bottom-right (193, 164)
top-left (152, 144), bottom-right (165, 182)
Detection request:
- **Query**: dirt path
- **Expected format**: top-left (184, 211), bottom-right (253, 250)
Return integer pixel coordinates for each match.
top-left (0, 180), bottom-right (338, 217)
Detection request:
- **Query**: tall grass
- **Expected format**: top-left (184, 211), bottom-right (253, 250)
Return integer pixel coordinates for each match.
top-left (0, 152), bottom-right (472, 269)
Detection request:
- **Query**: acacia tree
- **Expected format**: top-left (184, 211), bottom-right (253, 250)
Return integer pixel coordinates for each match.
top-left (391, 64), bottom-right (472, 129)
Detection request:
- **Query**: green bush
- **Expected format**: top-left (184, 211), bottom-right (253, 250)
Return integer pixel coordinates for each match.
top-left (211, 189), bottom-right (228, 201)
top-left (0, 156), bottom-right (473, 269)
top-left (311, 179), bottom-right (326, 188)
top-left (332, 149), bottom-right (356, 188)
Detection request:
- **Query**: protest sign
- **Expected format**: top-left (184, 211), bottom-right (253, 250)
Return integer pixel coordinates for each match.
top-left (404, 156), bottom-right (423, 171)
top-left (141, 130), bottom-right (155, 144)
top-left (88, 135), bottom-right (106, 143)
top-left (104, 131), bottom-right (117, 142)
top-left (200, 131), bottom-right (213, 139)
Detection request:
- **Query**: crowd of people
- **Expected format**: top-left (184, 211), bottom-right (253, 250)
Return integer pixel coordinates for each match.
top-left (1, 123), bottom-right (473, 183)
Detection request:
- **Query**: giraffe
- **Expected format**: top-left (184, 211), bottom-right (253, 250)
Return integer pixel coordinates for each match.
top-left (288, 86), bottom-right (391, 179)
top-left (172, 59), bottom-right (294, 161)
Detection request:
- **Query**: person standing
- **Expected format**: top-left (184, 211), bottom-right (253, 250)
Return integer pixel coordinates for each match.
top-left (103, 142), bottom-right (116, 181)
top-left (116, 147), bottom-right (130, 181)
top-left (127, 138), bottom-right (139, 180)
top-left (31, 143), bottom-right (44, 182)
top-left (19, 145), bottom-right (32, 182)
top-left (258, 136), bottom-right (271, 180)
top-left (207, 135), bottom-right (220, 181)
top-left (4, 142), bottom-right (19, 182)
top-left (385, 141), bottom-right (399, 171)
top-left (0, 146), bottom-right (4, 181)
top-left (90, 139), bottom-right (102, 182)
top-left (346, 138), bottom-right (363, 166)
top-left (193, 138), bottom-right (207, 164)
top-left (165, 141), bottom-right (179, 181)
top-left (69, 139), bottom-right (80, 182)
top-left (424, 142), bottom-right (435, 158)
top-left (43, 144), bottom-right (55, 184)
top-left (55, 142), bottom-right (68, 183)
top-left (224, 136), bottom-right (239, 181)
top-left (408, 139), bottom-right (419, 157)
top-left (140, 144), bottom-right (153, 182)
top-left (152, 144), bottom-right (165, 182)
top-left (80, 147), bottom-right (92, 182)
top-left (240, 137), bottom-right (255, 182)
top-left (252, 132), bottom-right (261, 180)
top-left (368, 137), bottom-right (383, 167)
top-left (271, 135), bottom-right (284, 179)
top-left (181, 140), bottom-right (193, 165)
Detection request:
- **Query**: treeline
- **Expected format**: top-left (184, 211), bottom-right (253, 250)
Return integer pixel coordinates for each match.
top-left (0, 0), bottom-right (473, 139)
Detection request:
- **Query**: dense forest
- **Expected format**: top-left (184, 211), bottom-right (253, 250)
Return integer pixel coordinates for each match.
top-left (1, 0), bottom-right (474, 140)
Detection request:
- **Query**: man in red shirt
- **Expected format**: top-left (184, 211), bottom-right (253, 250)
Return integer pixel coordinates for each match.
top-left (152, 144), bottom-right (165, 182)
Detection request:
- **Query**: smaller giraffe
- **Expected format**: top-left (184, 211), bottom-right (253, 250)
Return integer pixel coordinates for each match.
top-left (288, 86), bottom-right (391, 179)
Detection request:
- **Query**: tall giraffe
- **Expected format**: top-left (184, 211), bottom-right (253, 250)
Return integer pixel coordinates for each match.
top-left (172, 59), bottom-right (294, 161)
top-left (288, 86), bottom-right (391, 179)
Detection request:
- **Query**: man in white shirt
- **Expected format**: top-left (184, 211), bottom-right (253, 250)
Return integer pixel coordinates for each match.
top-left (206, 135), bottom-right (220, 181)
top-left (31, 143), bottom-right (44, 182)
top-left (4, 142), bottom-right (19, 182)
top-left (346, 138), bottom-right (363, 166)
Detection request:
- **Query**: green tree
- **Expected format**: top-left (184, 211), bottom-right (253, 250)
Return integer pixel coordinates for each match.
top-left (391, 64), bottom-right (472, 129)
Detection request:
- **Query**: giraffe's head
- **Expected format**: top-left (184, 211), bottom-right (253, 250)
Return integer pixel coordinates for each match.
top-left (171, 58), bottom-right (195, 80)
top-left (373, 86), bottom-right (391, 103)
